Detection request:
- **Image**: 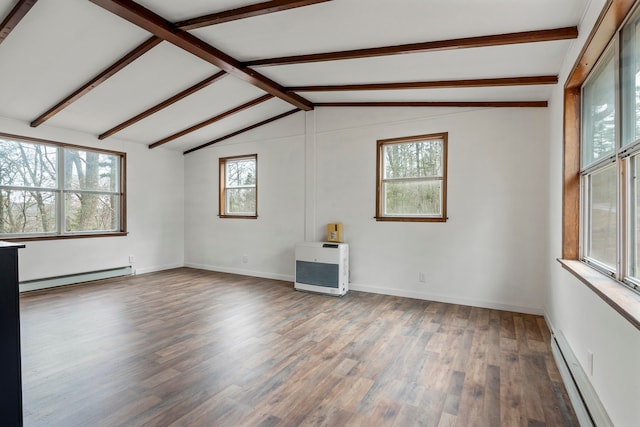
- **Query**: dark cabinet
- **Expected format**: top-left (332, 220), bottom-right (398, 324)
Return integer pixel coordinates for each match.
top-left (0, 241), bottom-right (25, 427)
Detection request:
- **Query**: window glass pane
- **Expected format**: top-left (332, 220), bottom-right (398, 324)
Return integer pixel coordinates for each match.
top-left (0, 190), bottom-right (57, 234)
top-left (629, 155), bottom-right (640, 279)
top-left (383, 180), bottom-right (442, 216)
top-left (0, 138), bottom-right (57, 188)
top-left (622, 13), bottom-right (640, 146)
top-left (65, 193), bottom-right (119, 232)
top-left (383, 140), bottom-right (443, 179)
top-left (225, 158), bottom-right (256, 187)
top-left (64, 149), bottom-right (119, 192)
top-left (587, 165), bottom-right (617, 268)
top-left (226, 188), bottom-right (256, 215)
top-left (582, 49), bottom-right (616, 167)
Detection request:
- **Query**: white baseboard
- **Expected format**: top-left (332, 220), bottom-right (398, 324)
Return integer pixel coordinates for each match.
top-left (134, 263), bottom-right (184, 275)
top-left (349, 282), bottom-right (544, 315)
top-left (184, 262), bottom-right (294, 282)
top-left (181, 266), bottom-right (542, 315)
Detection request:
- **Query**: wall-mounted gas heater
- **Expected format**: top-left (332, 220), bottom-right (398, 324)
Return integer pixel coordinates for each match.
top-left (295, 242), bottom-right (349, 296)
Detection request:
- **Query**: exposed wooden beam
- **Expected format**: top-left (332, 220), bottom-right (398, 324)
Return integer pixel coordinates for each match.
top-left (33, 1), bottom-right (326, 128)
top-left (149, 94), bottom-right (274, 149)
top-left (176, 0), bottom-right (331, 30)
top-left (31, 36), bottom-right (162, 127)
top-left (0, 0), bottom-right (37, 45)
top-left (99, 71), bottom-right (227, 140)
top-left (287, 75), bottom-right (559, 92)
top-left (90, 0), bottom-right (313, 111)
top-left (184, 109), bottom-right (300, 154)
top-left (245, 27), bottom-right (579, 67)
top-left (314, 101), bottom-right (548, 107)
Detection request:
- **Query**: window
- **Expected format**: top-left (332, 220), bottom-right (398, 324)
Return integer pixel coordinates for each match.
top-left (581, 46), bottom-right (617, 273)
top-left (219, 154), bottom-right (257, 218)
top-left (572, 3), bottom-right (640, 293)
top-left (376, 132), bottom-right (447, 222)
top-left (0, 133), bottom-right (126, 240)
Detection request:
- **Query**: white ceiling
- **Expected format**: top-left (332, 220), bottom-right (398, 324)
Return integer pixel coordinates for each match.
top-left (0, 0), bottom-right (589, 153)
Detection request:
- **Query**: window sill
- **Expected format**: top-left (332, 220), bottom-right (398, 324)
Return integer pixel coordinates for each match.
top-left (1, 232), bottom-right (128, 242)
top-left (374, 216), bottom-right (447, 222)
top-left (558, 259), bottom-right (640, 331)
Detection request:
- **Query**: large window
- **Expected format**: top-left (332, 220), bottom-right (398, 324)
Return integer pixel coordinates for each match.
top-left (376, 132), bottom-right (447, 222)
top-left (0, 133), bottom-right (126, 240)
top-left (577, 4), bottom-right (640, 292)
top-left (219, 154), bottom-right (257, 218)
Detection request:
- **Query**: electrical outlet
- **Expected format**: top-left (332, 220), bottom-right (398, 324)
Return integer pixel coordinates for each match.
top-left (418, 272), bottom-right (426, 283)
top-left (242, 254), bottom-right (248, 263)
top-left (587, 350), bottom-right (594, 376)
top-left (129, 255), bottom-right (135, 263)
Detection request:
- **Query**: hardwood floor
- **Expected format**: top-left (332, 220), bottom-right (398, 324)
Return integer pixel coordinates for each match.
top-left (19, 268), bottom-right (578, 426)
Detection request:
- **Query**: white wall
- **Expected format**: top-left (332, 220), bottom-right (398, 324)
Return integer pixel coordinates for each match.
top-left (546, 1), bottom-right (640, 426)
top-left (0, 116), bottom-right (185, 281)
top-left (184, 113), bottom-right (306, 281)
top-left (184, 106), bottom-right (551, 314)
top-left (314, 107), bottom-right (550, 313)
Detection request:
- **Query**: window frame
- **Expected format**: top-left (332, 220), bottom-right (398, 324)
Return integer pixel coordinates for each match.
top-left (218, 154), bottom-right (258, 219)
top-left (0, 132), bottom-right (127, 242)
top-left (375, 132), bottom-right (448, 222)
top-left (562, 0), bottom-right (640, 330)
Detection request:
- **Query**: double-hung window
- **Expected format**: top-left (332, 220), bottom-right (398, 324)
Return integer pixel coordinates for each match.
top-left (376, 132), bottom-right (448, 222)
top-left (219, 154), bottom-right (257, 218)
top-left (581, 46), bottom-right (617, 272)
top-left (578, 3), bottom-right (640, 293)
top-left (0, 133), bottom-right (126, 240)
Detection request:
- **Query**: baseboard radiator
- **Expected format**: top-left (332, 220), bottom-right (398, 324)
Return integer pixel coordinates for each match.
top-left (550, 329), bottom-right (613, 427)
top-left (19, 266), bottom-right (133, 292)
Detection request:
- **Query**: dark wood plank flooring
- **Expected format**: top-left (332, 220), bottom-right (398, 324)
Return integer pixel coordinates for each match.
top-left (19, 268), bottom-right (578, 426)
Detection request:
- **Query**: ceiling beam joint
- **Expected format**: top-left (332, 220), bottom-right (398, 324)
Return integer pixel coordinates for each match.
top-left (89, 0), bottom-right (313, 111)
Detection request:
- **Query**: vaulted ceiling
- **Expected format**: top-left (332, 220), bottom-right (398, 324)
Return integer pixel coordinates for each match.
top-left (0, 0), bottom-right (588, 154)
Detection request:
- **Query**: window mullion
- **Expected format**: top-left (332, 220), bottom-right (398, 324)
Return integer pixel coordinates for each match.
top-left (614, 31), bottom-right (625, 281)
top-left (57, 146), bottom-right (64, 234)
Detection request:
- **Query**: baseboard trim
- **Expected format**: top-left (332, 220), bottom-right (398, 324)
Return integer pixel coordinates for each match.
top-left (184, 263), bottom-right (294, 282)
top-left (134, 263), bottom-right (184, 275)
top-left (349, 283), bottom-right (544, 315)
top-left (181, 266), bottom-right (542, 314)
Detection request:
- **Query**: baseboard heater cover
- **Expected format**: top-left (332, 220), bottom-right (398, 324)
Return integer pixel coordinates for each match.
top-left (19, 266), bottom-right (133, 292)
top-left (550, 329), bottom-right (613, 427)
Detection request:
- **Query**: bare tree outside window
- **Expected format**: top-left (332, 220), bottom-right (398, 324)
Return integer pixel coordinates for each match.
top-left (376, 133), bottom-right (447, 222)
top-left (219, 155), bottom-right (257, 218)
top-left (0, 133), bottom-right (125, 240)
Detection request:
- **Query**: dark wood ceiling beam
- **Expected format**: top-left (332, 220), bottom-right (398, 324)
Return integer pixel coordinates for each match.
top-left (33, 1), bottom-right (326, 128)
top-left (149, 94), bottom-right (274, 149)
top-left (287, 75), bottom-right (559, 92)
top-left (245, 27), bottom-right (579, 67)
top-left (184, 109), bottom-right (300, 154)
top-left (30, 36), bottom-right (162, 127)
top-left (176, 0), bottom-right (331, 30)
top-left (89, 0), bottom-right (313, 111)
top-left (0, 0), bottom-right (37, 45)
top-left (315, 101), bottom-right (548, 108)
top-left (99, 71), bottom-right (226, 140)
